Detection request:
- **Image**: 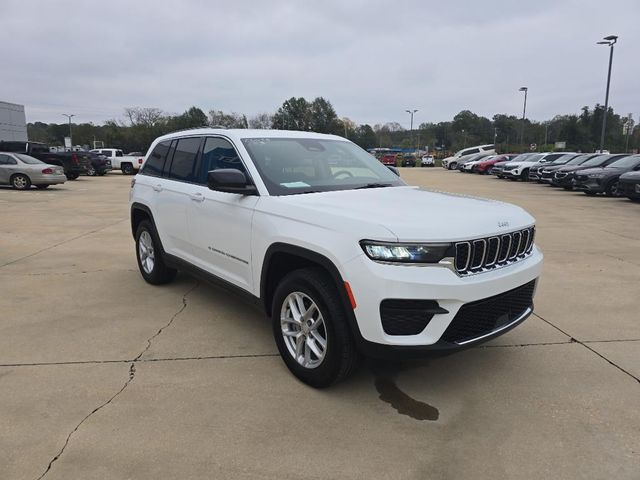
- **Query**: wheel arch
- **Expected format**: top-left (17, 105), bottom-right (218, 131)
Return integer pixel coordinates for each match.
top-left (260, 243), bottom-right (363, 343)
top-left (130, 202), bottom-right (156, 239)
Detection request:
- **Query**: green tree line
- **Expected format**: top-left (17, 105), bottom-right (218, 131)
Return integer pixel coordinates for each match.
top-left (27, 98), bottom-right (638, 154)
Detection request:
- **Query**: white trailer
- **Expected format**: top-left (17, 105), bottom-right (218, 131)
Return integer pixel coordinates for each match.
top-left (0, 101), bottom-right (28, 142)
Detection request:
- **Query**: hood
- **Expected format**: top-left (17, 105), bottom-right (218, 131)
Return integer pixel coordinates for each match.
top-left (620, 171), bottom-right (640, 180)
top-left (266, 186), bottom-right (534, 243)
top-left (576, 167), bottom-right (608, 176)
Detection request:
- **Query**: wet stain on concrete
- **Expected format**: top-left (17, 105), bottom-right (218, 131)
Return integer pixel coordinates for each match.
top-left (372, 362), bottom-right (439, 421)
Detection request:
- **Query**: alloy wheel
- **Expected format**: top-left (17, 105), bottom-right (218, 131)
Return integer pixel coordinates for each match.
top-left (138, 230), bottom-right (155, 274)
top-left (280, 292), bottom-right (327, 369)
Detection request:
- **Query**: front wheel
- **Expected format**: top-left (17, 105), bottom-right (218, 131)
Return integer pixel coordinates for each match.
top-left (11, 174), bottom-right (31, 190)
top-left (135, 220), bottom-right (177, 284)
top-left (605, 181), bottom-right (619, 197)
top-left (272, 268), bottom-right (359, 388)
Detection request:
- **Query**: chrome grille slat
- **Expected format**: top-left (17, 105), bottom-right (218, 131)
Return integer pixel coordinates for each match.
top-left (453, 227), bottom-right (535, 276)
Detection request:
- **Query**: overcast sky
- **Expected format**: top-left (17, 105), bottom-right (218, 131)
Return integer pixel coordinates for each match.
top-left (2, 0), bottom-right (638, 127)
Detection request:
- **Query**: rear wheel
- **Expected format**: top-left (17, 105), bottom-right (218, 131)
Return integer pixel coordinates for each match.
top-left (135, 220), bottom-right (177, 285)
top-left (584, 191), bottom-right (597, 196)
top-left (86, 165), bottom-right (97, 176)
top-left (11, 174), bottom-right (31, 190)
top-left (272, 268), bottom-right (359, 388)
top-left (121, 163), bottom-right (134, 175)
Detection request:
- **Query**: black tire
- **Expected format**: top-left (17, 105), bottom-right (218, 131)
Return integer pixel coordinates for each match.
top-left (35, 185), bottom-right (50, 190)
top-left (271, 268), bottom-right (359, 388)
top-left (121, 163), bottom-right (134, 175)
top-left (66, 173), bottom-right (79, 180)
top-left (449, 162), bottom-right (457, 170)
top-left (520, 169), bottom-right (529, 181)
top-left (11, 174), bottom-right (31, 190)
top-left (86, 165), bottom-right (97, 176)
top-left (604, 180), bottom-right (619, 197)
top-left (135, 220), bottom-right (177, 285)
top-left (584, 191), bottom-right (597, 196)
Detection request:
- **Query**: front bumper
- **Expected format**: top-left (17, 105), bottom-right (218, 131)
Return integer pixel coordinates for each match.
top-left (618, 180), bottom-right (640, 198)
top-left (574, 178), bottom-right (605, 193)
top-left (344, 247), bottom-right (543, 354)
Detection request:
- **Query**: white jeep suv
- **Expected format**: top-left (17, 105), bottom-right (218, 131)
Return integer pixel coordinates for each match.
top-left (130, 129), bottom-right (543, 387)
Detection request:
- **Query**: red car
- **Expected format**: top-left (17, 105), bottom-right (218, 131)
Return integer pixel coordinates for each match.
top-left (473, 154), bottom-right (518, 174)
top-left (380, 153), bottom-right (398, 166)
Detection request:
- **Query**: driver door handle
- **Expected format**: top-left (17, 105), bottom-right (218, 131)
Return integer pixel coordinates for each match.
top-left (152, 184), bottom-right (163, 192)
top-left (189, 192), bottom-right (205, 202)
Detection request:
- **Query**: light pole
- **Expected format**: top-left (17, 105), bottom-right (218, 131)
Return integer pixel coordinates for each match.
top-left (518, 87), bottom-right (528, 147)
top-left (493, 127), bottom-right (497, 146)
top-left (62, 114), bottom-right (75, 149)
top-left (597, 35), bottom-right (618, 152)
top-left (405, 109), bottom-right (418, 151)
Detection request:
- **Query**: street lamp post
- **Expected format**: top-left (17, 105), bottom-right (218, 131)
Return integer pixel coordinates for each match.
top-left (62, 114), bottom-right (75, 150)
top-left (597, 35), bottom-right (618, 152)
top-left (405, 109), bottom-right (418, 152)
top-left (518, 87), bottom-right (528, 147)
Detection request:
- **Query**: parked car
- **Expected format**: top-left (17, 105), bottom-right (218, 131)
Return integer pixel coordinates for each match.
top-left (459, 153), bottom-right (496, 172)
top-left (380, 153), bottom-right (398, 167)
top-left (0, 152), bottom-right (66, 189)
top-left (491, 153), bottom-right (536, 178)
top-left (401, 155), bottom-right (416, 167)
top-left (421, 155), bottom-right (435, 167)
top-left (90, 148), bottom-right (143, 174)
top-left (549, 154), bottom-right (627, 189)
top-left (85, 152), bottom-right (113, 176)
top-left (528, 153), bottom-right (579, 182)
top-left (574, 155), bottom-right (640, 196)
top-left (472, 154), bottom-right (518, 174)
top-left (501, 152), bottom-right (569, 181)
top-left (130, 129), bottom-right (542, 387)
top-left (0, 140), bottom-right (89, 179)
top-left (617, 171), bottom-right (640, 201)
top-left (442, 144), bottom-right (496, 169)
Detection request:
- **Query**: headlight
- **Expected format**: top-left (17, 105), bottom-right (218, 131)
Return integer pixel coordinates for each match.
top-left (360, 241), bottom-right (452, 264)
top-left (588, 173), bottom-right (606, 178)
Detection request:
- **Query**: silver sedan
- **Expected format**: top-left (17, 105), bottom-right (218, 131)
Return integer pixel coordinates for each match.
top-left (0, 152), bottom-right (66, 189)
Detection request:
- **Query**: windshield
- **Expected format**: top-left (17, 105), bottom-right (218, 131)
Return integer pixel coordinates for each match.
top-left (605, 156), bottom-right (639, 169)
top-left (551, 154), bottom-right (578, 165)
top-left (241, 138), bottom-right (405, 195)
top-left (15, 153), bottom-right (44, 164)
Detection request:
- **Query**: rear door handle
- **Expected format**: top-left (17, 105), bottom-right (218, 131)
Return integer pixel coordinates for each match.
top-left (189, 192), bottom-right (205, 202)
top-left (152, 184), bottom-right (163, 192)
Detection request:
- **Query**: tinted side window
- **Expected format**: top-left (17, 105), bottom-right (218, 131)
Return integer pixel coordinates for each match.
top-left (463, 148), bottom-right (480, 156)
top-left (116, 150), bottom-right (123, 157)
top-left (197, 137), bottom-right (247, 184)
top-left (168, 137), bottom-right (201, 182)
top-left (141, 141), bottom-right (170, 177)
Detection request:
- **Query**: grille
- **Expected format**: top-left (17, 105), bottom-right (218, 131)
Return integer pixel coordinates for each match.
top-left (554, 172), bottom-right (568, 179)
top-left (380, 300), bottom-right (447, 336)
top-left (454, 227), bottom-right (535, 275)
top-left (541, 170), bottom-right (554, 179)
top-left (440, 280), bottom-right (536, 344)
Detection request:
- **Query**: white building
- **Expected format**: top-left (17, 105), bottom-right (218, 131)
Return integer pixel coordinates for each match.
top-left (0, 101), bottom-right (28, 142)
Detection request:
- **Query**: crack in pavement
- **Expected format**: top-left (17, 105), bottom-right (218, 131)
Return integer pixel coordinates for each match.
top-left (0, 218), bottom-right (128, 269)
top-left (533, 313), bottom-right (640, 385)
top-left (35, 281), bottom-right (199, 479)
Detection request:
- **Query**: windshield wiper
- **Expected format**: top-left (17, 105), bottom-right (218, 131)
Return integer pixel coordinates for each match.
top-left (355, 183), bottom-right (393, 189)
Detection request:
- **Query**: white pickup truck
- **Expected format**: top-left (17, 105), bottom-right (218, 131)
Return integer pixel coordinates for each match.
top-left (90, 148), bottom-right (143, 175)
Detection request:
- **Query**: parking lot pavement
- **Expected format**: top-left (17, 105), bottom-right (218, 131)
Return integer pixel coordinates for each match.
top-left (1, 171), bottom-right (638, 479)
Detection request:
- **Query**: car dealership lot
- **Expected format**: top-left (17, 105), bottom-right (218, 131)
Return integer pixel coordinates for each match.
top-left (1, 171), bottom-right (638, 479)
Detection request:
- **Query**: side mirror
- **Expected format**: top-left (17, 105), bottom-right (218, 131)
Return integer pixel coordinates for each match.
top-left (207, 169), bottom-right (258, 195)
top-left (387, 165), bottom-right (400, 176)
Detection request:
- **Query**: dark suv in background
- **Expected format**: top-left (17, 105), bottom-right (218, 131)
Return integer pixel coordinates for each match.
top-left (618, 171), bottom-right (640, 201)
top-left (574, 155), bottom-right (640, 196)
top-left (551, 154), bottom-right (629, 190)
